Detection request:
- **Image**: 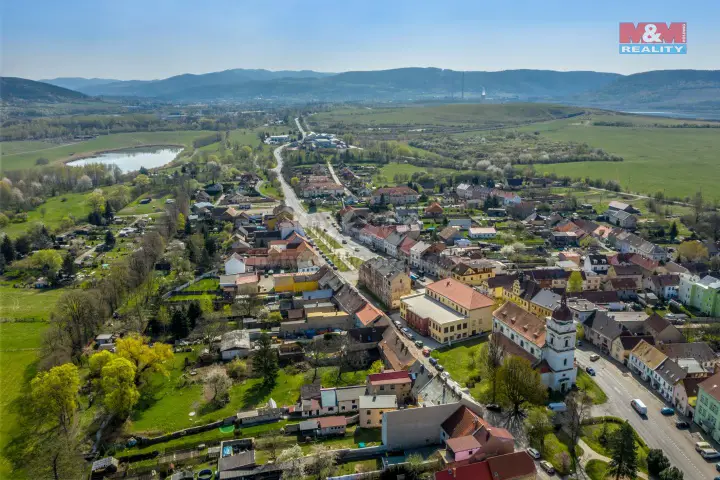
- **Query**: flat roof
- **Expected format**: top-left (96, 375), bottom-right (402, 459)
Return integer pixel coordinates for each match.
top-left (359, 395), bottom-right (397, 409)
top-left (402, 294), bottom-right (465, 325)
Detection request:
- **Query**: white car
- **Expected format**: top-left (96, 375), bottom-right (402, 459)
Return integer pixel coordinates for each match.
top-left (539, 460), bottom-right (555, 474)
top-left (700, 448), bottom-right (720, 459)
top-left (589, 354), bottom-right (600, 361)
top-left (526, 448), bottom-right (541, 460)
top-left (393, 320), bottom-right (402, 328)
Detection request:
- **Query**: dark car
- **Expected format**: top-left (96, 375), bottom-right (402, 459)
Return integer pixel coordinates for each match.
top-left (585, 367), bottom-right (596, 376)
top-left (676, 420), bottom-right (690, 429)
top-left (435, 364), bottom-right (444, 372)
top-left (486, 404), bottom-right (502, 412)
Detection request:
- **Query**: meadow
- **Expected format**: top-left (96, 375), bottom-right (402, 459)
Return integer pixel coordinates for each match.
top-left (0, 130), bottom-right (215, 171)
top-left (515, 116), bottom-right (720, 201)
top-left (311, 103), bottom-right (587, 131)
top-left (1, 190), bottom-right (95, 238)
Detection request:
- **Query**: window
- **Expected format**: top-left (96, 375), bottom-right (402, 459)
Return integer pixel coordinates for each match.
top-left (341, 406), bottom-right (346, 411)
top-left (444, 327), bottom-right (448, 333)
top-left (711, 403), bottom-right (719, 414)
top-left (564, 359), bottom-right (568, 366)
top-left (328, 407), bottom-right (334, 411)
top-left (367, 410), bottom-right (371, 415)
top-left (367, 420), bottom-right (371, 425)
top-left (565, 339), bottom-right (569, 347)
top-left (391, 385), bottom-right (395, 390)
top-left (380, 385), bottom-right (385, 391)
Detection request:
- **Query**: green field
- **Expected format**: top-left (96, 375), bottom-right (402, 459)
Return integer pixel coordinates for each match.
top-left (0, 284), bottom-right (65, 321)
top-left (581, 420), bottom-right (649, 473)
top-left (118, 192), bottom-right (173, 215)
top-left (0, 140), bottom-right (60, 156)
top-left (430, 337), bottom-right (486, 398)
top-left (311, 104), bottom-right (587, 131)
top-left (379, 162), bottom-right (454, 180)
top-left (585, 459), bottom-right (609, 480)
top-left (0, 191), bottom-right (94, 238)
top-left (0, 130), bottom-right (214, 171)
top-left (576, 370), bottom-right (608, 405)
top-left (516, 117), bottom-right (720, 200)
top-left (0, 321), bottom-right (52, 477)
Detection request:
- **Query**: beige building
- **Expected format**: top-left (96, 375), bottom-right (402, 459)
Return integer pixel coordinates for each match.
top-left (358, 257), bottom-right (411, 309)
top-left (366, 370), bottom-right (412, 404)
top-left (359, 395), bottom-right (397, 428)
top-left (401, 277), bottom-right (494, 344)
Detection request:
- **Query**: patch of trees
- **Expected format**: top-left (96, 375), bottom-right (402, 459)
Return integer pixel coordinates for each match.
top-left (192, 132), bottom-right (223, 149)
top-left (594, 120), bottom-right (720, 129)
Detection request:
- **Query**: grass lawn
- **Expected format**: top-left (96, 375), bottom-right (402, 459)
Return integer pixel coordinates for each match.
top-left (0, 140), bottom-right (60, 155)
top-left (585, 459), bottom-right (609, 480)
top-left (0, 191), bottom-right (94, 238)
top-left (118, 192), bottom-right (173, 215)
top-left (1, 131), bottom-right (214, 171)
top-left (522, 119), bottom-right (720, 201)
top-left (129, 359), bottom-right (372, 436)
top-left (166, 293), bottom-right (218, 303)
top-left (581, 421), bottom-right (649, 473)
top-left (184, 278), bottom-right (219, 292)
top-left (259, 181), bottom-right (282, 199)
top-left (430, 336), bottom-right (487, 399)
top-left (0, 284), bottom-right (65, 321)
top-left (379, 162), bottom-right (454, 181)
top-left (576, 370), bottom-right (608, 405)
top-left (334, 458), bottom-right (382, 476)
top-left (0, 321), bottom-right (49, 477)
top-left (543, 431), bottom-right (583, 476)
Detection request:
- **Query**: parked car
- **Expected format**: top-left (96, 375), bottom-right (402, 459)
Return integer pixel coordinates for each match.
top-left (485, 404), bottom-right (502, 412)
top-left (401, 327), bottom-right (409, 334)
top-left (414, 340), bottom-right (423, 348)
top-left (676, 420), bottom-right (690, 429)
top-left (342, 239), bottom-right (347, 244)
top-left (589, 354), bottom-right (600, 361)
top-left (435, 364), bottom-right (444, 372)
top-left (393, 320), bottom-right (402, 328)
top-left (539, 460), bottom-right (555, 474)
top-left (354, 247), bottom-right (360, 252)
top-left (428, 357), bottom-right (438, 366)
top-left (696, 442), bottom-right (712, 452)
top-left (701, 449), bottom-right (720, 459)
top-left (577, 340), bottom-right (583, 347)
top-left (716, 463), bottom-right (720, 472)
top-left (526, 448), bottom-right (541, 460)
top-left (422, 346), bottom-right (431, 357)
top-left (585, 367), bottom-right (596, 376)
top-left (661, 407), bottom-right (675, 416)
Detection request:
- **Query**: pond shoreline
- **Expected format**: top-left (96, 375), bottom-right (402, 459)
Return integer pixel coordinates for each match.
top-left (59, 143), bottom-right (185, 166)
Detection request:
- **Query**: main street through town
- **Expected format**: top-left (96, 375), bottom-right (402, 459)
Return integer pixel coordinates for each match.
top-left (575, 347), bottom-right (717, 479)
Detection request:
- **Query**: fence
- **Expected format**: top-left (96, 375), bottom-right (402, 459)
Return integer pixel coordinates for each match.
top-left (162, 271), bottom-right (217, 299)
top-left (138, 416), bottom-right (235, 447)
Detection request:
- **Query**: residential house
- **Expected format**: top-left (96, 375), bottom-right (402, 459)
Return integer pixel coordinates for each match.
top-left (582, 311), bottom-right (628, 353)
top-left (359, 395), bottom-right (397, 427)
top-left (316, 415), bottom-right (347, 436)
top-left (610, 230), bottom-right (667, 261)
top-left (434, 451), bottom-right (537, 480)
top-left (225, 253), bottom-right (247, 275)
top-left (401, 278), bottom-right (494, 343)
top-left (382, 231), bottom-right (405, 257)
top-left (219, 330), bottom-right (252, 361)
top-left (583, 254), bottom-right (610, 276)
top-left (607, 210), bottom-right (638, 229)
top-left (644, 274), bottom-right (680, 300)
top-left (220, 273), bottom-right (259, 295)
top-left (607, 264), bottom-right (643, 290)
top-left (335, 385), bottom-right (367, 413)
top-left (675, 376), bottom-right (705, 417)
top-left (273, 270), bottom-right (321, 293)
top-left (468, 227), bottom-right (497, 239)
top-left (425, 202), bottom-right (444, 217)
top-left (367, 370), bottom-right (412, 404)
top-left (643, 313), bottom-right (686, 344)
top-left (551, 231), bottom-right (578, 247)
top-left (695, 372), bottom-right (720, 441)
top-left (451, 260), bottom-right (496, 286)
top-left (608, 201), bottom-right (640, 214)
top-left (397, 236), bottom-right (417, 265)
top-left (358, 257), bottom-right (411, 309)
top-left (493, 299), bottom-right (578, 392)
top-left (678, 274), bottom-right (720, 317)
top-left (354, 302), bottom-right (387, 328)
top-left (604, 277), bottom-right (639, 300)
top-left (610, 335), bottom-right (655, 365)
top-left (439, 226), bottom-right (463, 245)
top-left (629, 340), bottom-right (686, 402)
top-left (448, 218), bottom-right (472, 230)
top-left (370, 186), bottom-right (420, 206)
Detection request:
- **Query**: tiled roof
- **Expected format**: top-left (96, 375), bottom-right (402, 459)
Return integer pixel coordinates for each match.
top-left (630, 340), bottom-right (667, 370)
top-left (493, 302), bottom-right (546, 347)
top-left (658, 342), bottom-right (716, 363)
top-left (355, 302), bottom-right (384, 326)
top-left (441, 405), bottom-right (487, 438)
top-left (656, 358), bottom-right (687, 385)
top-left (318, 415), bottom-right (347, 428)
top-left (372, 186), bottom-right (419, 196)
top-left (446, 435), bottom-right (481, 452)
top-left (368, 370), bottom-right (411, 386)
top-left (434, 451), bottom-right (536, 480)
top-left (700, 372), bottom-right (720, 403)
top-left (609, 277), bottom-right (638, 290)
top-left (584, 311), bottom-right (626, 340)
top-left (427, 278), bottom-right (494, 311)
top-left (618, 335), bottom-right (655, 351)
top-left (612, 264), bottom-right (643, 276)
top-left (644, 313), bottom-right (672, 334)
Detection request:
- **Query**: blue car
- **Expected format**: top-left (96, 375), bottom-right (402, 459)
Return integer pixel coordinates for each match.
top-left (661, 407), bottom-right (675, 416)
top-left (585, 367), bottom-right (596, 376)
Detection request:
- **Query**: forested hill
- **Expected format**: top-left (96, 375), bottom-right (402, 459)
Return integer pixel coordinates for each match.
top-left (0, 77), bottom-right (91, 103)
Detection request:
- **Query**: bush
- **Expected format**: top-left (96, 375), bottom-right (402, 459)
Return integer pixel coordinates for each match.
top-left (648, 449), bottom-right (671, 476)
top-left (227, 358), bottom-right (248, 380)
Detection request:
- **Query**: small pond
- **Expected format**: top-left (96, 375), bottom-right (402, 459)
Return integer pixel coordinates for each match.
top-left (67, 146), bottom-right (182, 172)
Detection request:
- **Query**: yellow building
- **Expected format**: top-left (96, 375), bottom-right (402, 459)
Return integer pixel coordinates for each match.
top-left (273, 272), bottom-right (319, 293)
top-left (359, 395), bottom-right (397, 428)
top-left (451, 260), bottom-right (496, 286)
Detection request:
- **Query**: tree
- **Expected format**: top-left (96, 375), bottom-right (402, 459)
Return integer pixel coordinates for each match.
top-left (205, 367), bottom-right (232, 407)
top-left (101, 357), bottom-right (140, 417)
top-left (89, 350), bottom-right (114, 377)
top-left (51, 290), bottom-right (104, 357)
top-left (29, 363), bottom-right (80, 435)
top-left (306, 336), bottom-right (331, 382)
top-left (524, 407), bottom-right (553, 454)
top-left (187, 301), bottom-right (203, 328)
top-left (115, 333), bottom-right (173, 386)
top-left (368, 359), bottom-right (384, 374)
top-left (278, 444), bottom-right (305, 480)
top-left (659, 466), bottom-right (683, 480)
top-left (306, 444), bottom-right (338, 480)
top-left (257, 433), bottom-right (284, 462)
top-left (335, 334), bottom-right (369, 381)
top-left (564, 391), bottom-right (592, 469)
top-left (31, 249), bottom-right (63, 283)
top-left (104, 229), bottom-right (116, 248)
top-left (134, 173), bottom-right (151, 191)
top-left (669, 221), bottom-right (679, 240)
top-left (227, 358), bottom-right (248, 380)
top-left (1, 235), bottom-right (15, 263)
top-left (290, 177), bottom-right (300, 187)
top-left (498, 355), bottom-right (547, 424)
top-left (607, 421), bottom-right (638, 480)
top-left (567, 270), bottom-right (583, 293)
top-left (403, 452), bottom-right (426, 480)
top-left (677, 241), bottom-right (709, 262)
top-left (87, 190), bottom-right (105, 213)
top-left (478, 335), bottom-right (505, 403)
top-left (171, 308), bottom-right (190, 339)
top-left (252, 333), bottom-right (279, 386)
top-left (234, 294), bottom-right (263, 318)
top-left (647, 449), bottom-right (671, 477)
top-left (103, 199), bottom-right (114, 222)
top-left (692, 191), bottom-right (704, 223)
top-left (177, 212), bottom-right (186, 232)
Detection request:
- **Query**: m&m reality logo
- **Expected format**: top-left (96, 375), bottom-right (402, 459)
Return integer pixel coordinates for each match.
top-left (619, 22), bottom-right (687, 54)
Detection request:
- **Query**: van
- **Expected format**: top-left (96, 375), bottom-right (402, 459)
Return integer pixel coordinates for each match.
top-left (631, 399), bottom-right (647, 415)
top-left (548, 402), bottom-right (567, 413)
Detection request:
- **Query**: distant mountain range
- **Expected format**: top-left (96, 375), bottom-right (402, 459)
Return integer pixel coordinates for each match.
top-left (0, 77), bottom-right (91, 103)
top-left (7, 68), bottom-right (720, 113)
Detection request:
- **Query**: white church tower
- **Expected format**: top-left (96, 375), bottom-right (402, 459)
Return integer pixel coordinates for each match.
top-left (543, 295), bottom-right (577, 392)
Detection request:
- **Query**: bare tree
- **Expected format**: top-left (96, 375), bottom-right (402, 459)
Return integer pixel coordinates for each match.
top-left (564, 390), bottom-right (593, 471)
top-left (334, 334), bottom-right (369, 381)
top-left (479, 334), bottom-right (504, 403)
top-left (205, 367), bottom-right (231, 407)
top-left (278, 444), bottom-right (305, 480)
top-left (306, 444), bottom-right (338, 480)
top-left (305, 336), bottom-right (332, 382)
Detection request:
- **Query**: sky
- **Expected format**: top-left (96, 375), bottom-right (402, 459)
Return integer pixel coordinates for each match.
top-left (2, 0), bottom-right (718, 80)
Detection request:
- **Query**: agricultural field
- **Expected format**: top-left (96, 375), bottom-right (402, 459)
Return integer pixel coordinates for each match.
top-left (311, 103), bottom-right (587, 132)
top-left (0, 130), bottom-right (215, 171)
top-left (515, 115), bottom-right (720, 201)
top-left (0, 283), bottom-right (65, 321)
top-left (0, 140), bottom-right (61, 155)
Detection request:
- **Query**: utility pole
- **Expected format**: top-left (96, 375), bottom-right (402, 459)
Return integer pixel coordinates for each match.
top-left (461, 71), bottom-right (465, 100)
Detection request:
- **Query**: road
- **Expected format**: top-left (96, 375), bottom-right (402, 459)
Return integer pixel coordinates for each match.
top-left (575, 346), bottom-right (717, 479)
top-left (294, 117), bottom-right (307, 138)
top-left (272, 144), bottom-right (377, 285)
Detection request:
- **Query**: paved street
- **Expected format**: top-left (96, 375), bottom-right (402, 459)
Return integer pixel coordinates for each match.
top-left (575, 346), bottom-right (717, 479)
